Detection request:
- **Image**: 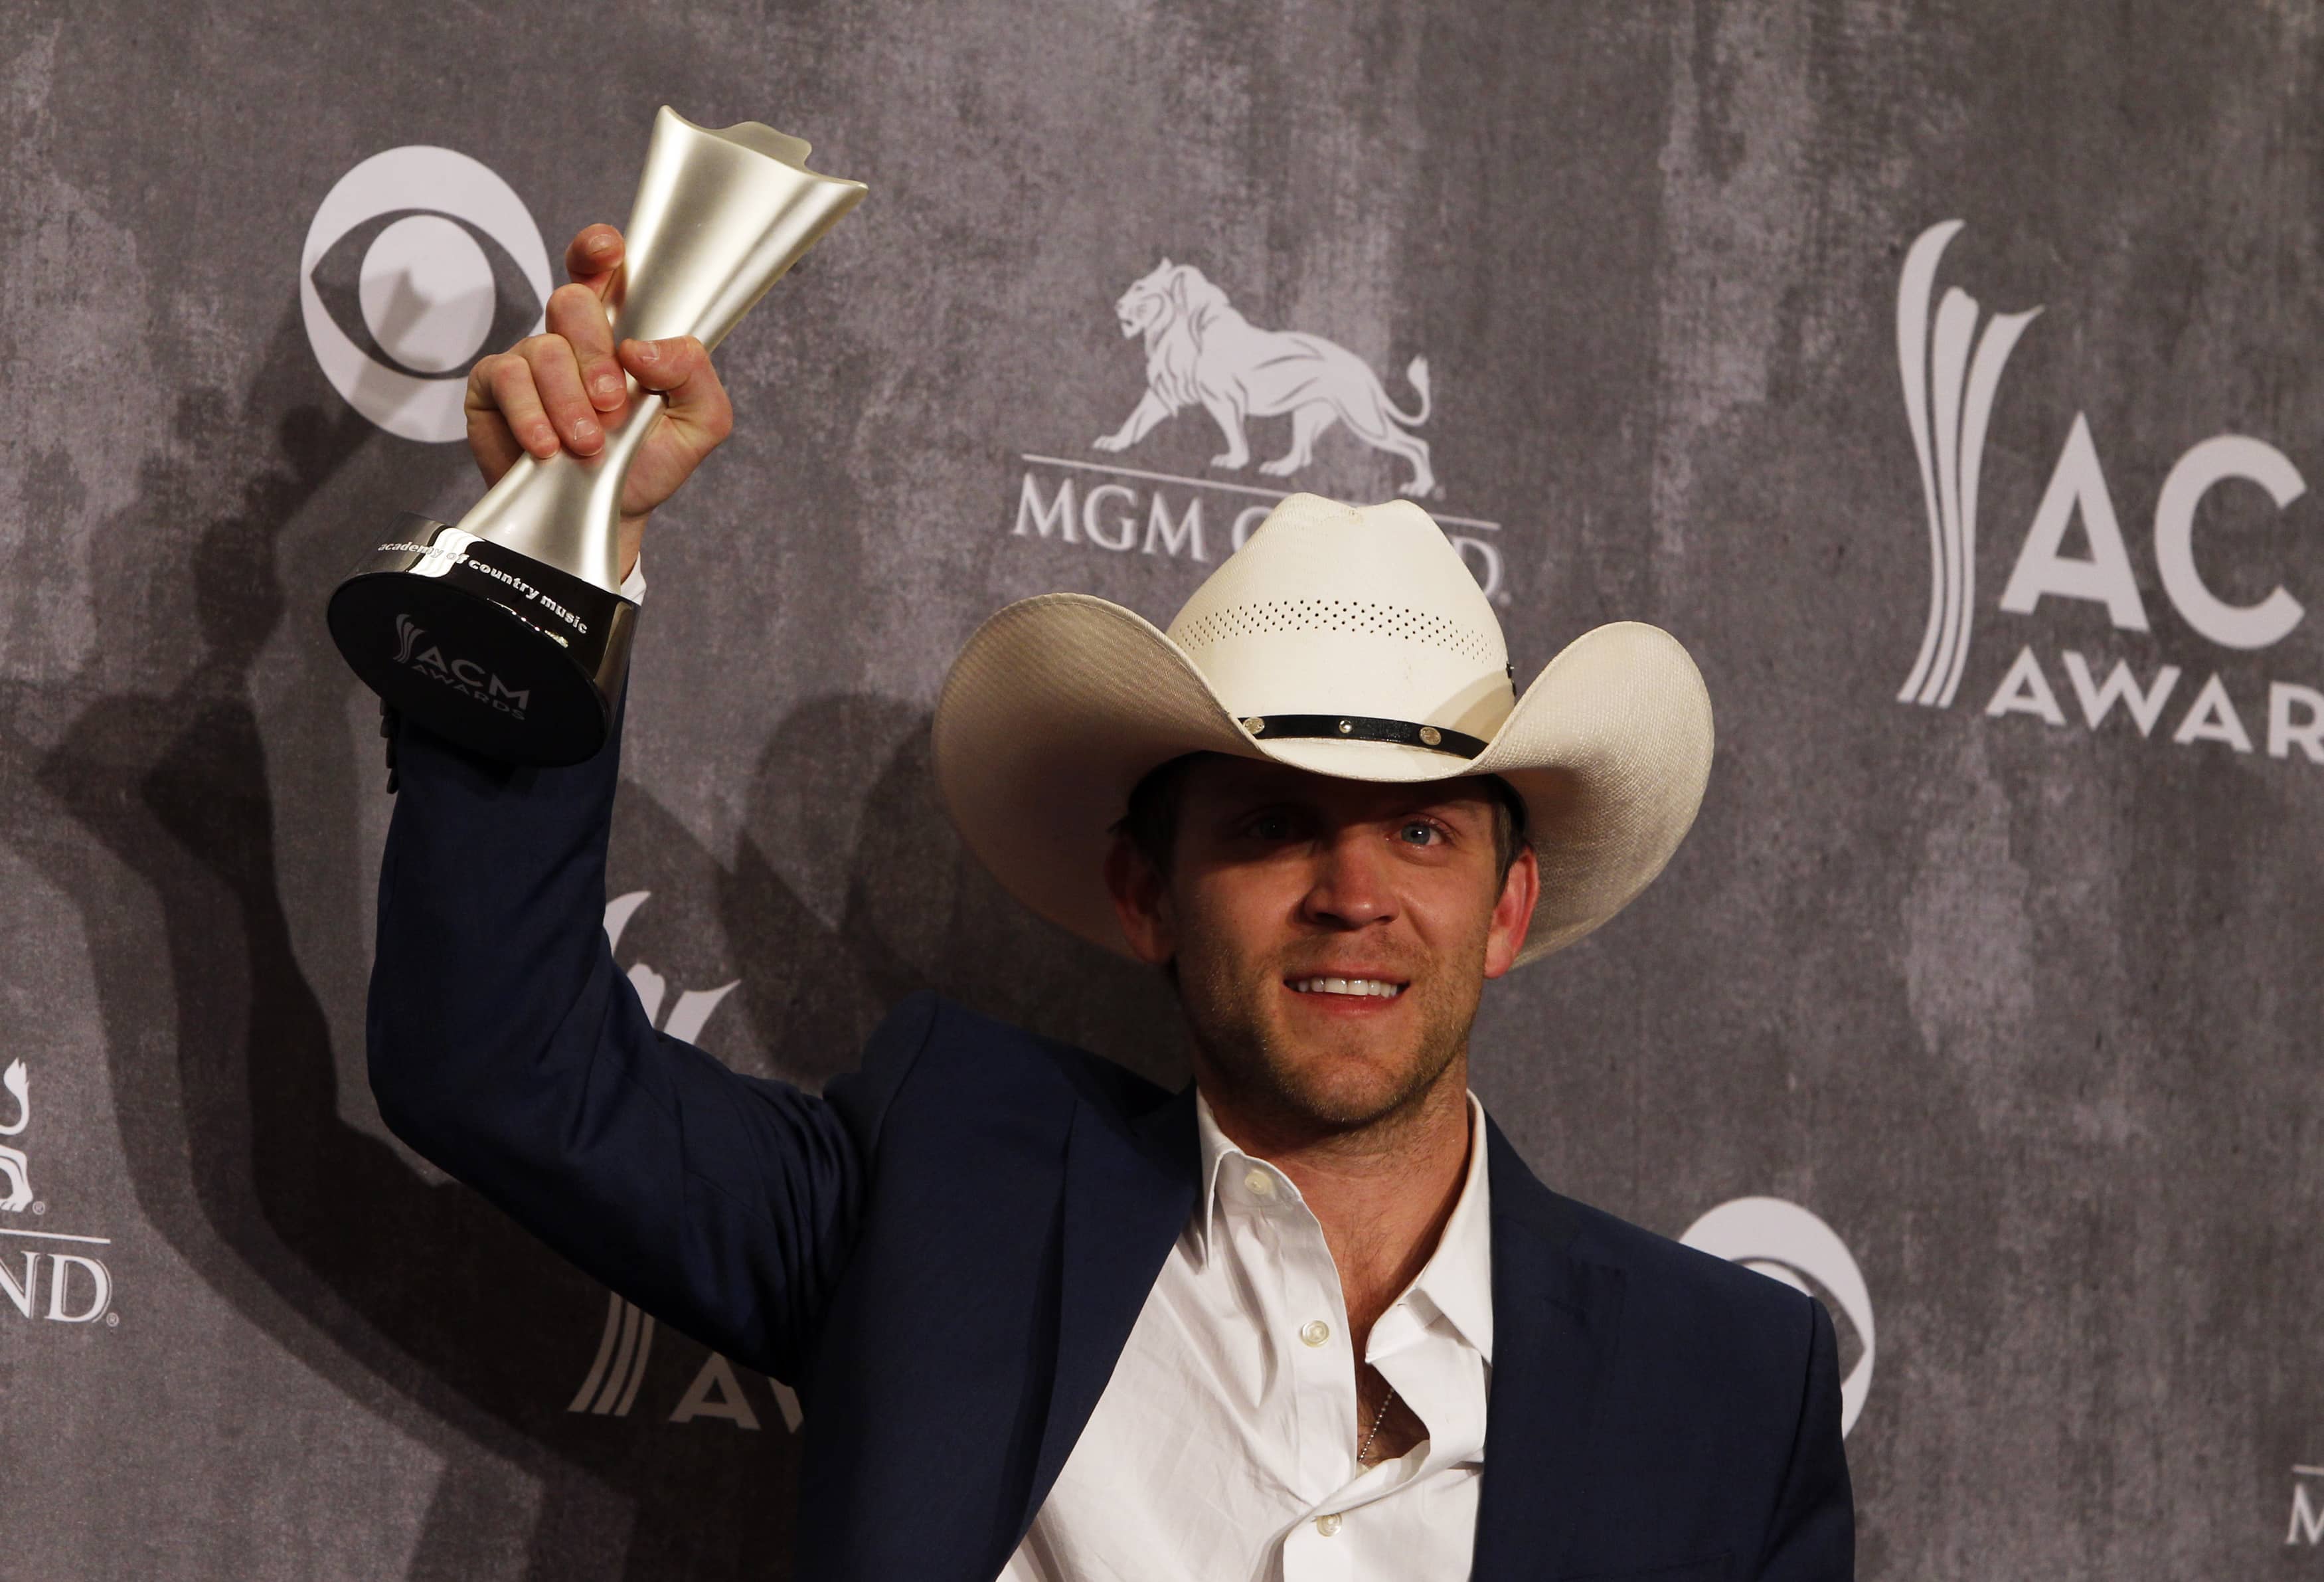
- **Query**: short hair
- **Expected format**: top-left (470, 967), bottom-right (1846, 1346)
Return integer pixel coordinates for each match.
top-left (1114, 752), bottom-right (1531, 881)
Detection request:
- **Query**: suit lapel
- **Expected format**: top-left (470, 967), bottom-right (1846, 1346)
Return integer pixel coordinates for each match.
top-left (1020, 1083), bottom-right (1199, 1536)
top-left (1471, 1118), bottom-right (1626, 1579)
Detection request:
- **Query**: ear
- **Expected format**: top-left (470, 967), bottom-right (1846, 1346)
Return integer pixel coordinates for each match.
top-left (1481, 844), bottom-right (1540, 980)
top-left (1104, 832), bottom-right (1177, 968)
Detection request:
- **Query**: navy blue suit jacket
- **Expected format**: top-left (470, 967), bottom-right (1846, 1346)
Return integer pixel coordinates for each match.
top-left (367, 702), bottom-right (1853, 1580)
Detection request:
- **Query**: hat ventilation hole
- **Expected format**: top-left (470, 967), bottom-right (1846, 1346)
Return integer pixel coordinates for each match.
top-left (1176, 600), bottom-right (1499, 663)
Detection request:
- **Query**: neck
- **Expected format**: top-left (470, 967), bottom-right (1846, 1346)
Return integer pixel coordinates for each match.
top-left (1199, 1058), bottom-right (1474, 1349)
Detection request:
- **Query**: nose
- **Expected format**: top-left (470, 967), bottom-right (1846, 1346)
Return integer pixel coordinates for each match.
top-left (1297, 828), bottom-right (1398, 931)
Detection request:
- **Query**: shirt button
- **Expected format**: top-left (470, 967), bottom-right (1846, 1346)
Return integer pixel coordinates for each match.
top-left (1300, 1320), bottom-right (1331, 1347)
top-left (1243, 1168), bottom-right (1273, 1197)
top-left (1315, 1513), bottom-right (1343, 1537)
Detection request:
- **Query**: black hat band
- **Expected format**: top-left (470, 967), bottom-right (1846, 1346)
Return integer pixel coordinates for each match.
top-left (1239, 713), bottom-right (1488, 760)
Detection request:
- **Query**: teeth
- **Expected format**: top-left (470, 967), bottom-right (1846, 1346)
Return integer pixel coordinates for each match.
top-left (1291, 977), bottom-right (1404, 998)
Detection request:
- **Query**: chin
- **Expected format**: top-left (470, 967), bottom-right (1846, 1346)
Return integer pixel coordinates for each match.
top-left (1274, 1066), bottom-right (1426, 1130)
top-left (1232, 1019), bottom-right (1462, 1132)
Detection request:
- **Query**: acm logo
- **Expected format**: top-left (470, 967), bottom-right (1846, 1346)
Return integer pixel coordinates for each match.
top-left (390, 612), bottom-right (532, 719)
top-left (562, 891), bottom-right (800, 1434)
top-left (0, 1058), bottom-right (119, 1328)
top-left (1896, 220), bottom-right (2324, 763)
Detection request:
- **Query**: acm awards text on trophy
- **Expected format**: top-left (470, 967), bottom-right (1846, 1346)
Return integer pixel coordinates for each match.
top-left (327, 108), bottom-right (867, 766)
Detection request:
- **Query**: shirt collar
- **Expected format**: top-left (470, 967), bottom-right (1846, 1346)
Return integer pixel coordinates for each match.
top-left (1412, 1094), bottom-right (1495, 1362)
top-left (1190, 1087), bottom-right (1495, 1363)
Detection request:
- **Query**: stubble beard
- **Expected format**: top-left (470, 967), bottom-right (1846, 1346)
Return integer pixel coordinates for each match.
top-left (1173, 938), bottom-right (1481, 1144)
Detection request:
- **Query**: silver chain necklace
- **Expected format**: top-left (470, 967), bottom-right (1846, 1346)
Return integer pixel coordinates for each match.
top-left (1357, 1386), bottom-right (1397, 1463)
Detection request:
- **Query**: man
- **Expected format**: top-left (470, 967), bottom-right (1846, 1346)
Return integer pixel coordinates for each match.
top-left (369, 222), bottom-right (1853, 1580)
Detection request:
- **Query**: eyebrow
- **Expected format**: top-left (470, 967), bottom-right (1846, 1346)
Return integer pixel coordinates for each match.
top-left (1208, 784), bottom-right (1495, 822)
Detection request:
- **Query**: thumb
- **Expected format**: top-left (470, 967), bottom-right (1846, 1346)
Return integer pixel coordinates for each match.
top-left (618, 335), bottom-right (733, 452)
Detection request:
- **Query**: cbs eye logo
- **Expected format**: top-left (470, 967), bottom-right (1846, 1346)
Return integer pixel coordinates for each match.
top-left (301, 145), bottom-right (554, 444)
top-left (1681, 1196), bottom-right (1876, 1437)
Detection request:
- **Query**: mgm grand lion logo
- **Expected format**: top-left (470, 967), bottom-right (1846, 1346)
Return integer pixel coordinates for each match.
top-left (1094, 260), bottom-right (1438, 498)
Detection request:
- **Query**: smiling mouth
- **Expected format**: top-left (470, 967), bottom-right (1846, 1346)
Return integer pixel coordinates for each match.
top-left (1287, 976), bottom-right (1407, 1000)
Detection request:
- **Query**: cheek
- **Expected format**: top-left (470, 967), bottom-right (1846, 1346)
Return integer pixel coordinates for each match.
top-left (1410, 875), bottom-right (1505, 962)
top-left (1173, 873), bottom-right (1293, 972)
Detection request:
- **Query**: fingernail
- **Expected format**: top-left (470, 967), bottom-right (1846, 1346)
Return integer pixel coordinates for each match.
top-left (574, 418), bottom-right (600, 443)
top-left (588, 234), bottom-right (614, 255)
top-left (594, 374), bottom-right (621, 398)
top-left (631, 341), bottom-right (659, 365)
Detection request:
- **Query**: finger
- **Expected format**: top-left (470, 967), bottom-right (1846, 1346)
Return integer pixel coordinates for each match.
top-left (464, 393), bottom-right (528, 484)
top-left (564, 224), bottom-right (624, 294)
top-left (465, 354), bottom-right (532, 474)
top-left (518, 332), bottom-right (604, 456)
top-left (477, 349), bottom-right (559, 461)
top-left (618, 335), bottom-right (733, 454)
top-left (546, 282), bottom-right (623, 412)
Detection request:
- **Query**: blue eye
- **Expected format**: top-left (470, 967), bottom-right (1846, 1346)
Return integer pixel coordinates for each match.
top-left (1398, 821), bottom-right (1438, 846)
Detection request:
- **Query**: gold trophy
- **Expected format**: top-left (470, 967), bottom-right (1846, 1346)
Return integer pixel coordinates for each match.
top-left (327, 108), bottom-right (867, 765)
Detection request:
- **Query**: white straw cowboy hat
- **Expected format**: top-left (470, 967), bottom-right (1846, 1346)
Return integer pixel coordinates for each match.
top-left (932, 493), bottom-right (1712, 965)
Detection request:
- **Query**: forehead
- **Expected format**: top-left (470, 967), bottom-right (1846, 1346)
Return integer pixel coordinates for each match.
top-left (1177, 753), bottom-right (1499, 821)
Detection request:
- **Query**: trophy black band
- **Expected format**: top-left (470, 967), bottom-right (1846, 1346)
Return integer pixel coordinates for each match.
top-left (327, 109), bottom-right (867, 766)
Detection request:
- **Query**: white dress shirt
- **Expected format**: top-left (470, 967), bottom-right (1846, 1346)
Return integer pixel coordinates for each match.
top-left (1001, 1089), bottom-right (1495, 1582)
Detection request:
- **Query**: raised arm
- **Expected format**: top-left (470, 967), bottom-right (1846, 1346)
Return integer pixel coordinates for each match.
top-left (367, 225), bottom-right (855, 1383)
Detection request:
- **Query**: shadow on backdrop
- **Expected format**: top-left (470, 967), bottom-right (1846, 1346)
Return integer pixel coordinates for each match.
top-left (5, 311), bottom-right (1184, 1579)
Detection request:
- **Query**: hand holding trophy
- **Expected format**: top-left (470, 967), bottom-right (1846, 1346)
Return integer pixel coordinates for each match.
top-left (461, 222), bottom-right (731, 584)
top-left (327, 109), bottom-right (867, 766)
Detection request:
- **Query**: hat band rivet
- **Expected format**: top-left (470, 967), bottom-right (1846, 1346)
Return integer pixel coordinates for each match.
top-left (1216, 714), bottom-right (1489, 760)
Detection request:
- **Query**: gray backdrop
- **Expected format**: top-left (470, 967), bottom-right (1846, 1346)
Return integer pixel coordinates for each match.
top-left (3, 0), bottom-right (2320, 1575)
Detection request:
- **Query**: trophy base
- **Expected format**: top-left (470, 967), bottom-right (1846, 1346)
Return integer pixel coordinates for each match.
top-left (327, 515), bottom-right (639, 768)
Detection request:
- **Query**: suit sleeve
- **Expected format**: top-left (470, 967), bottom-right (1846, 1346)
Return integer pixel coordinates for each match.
top-left (364, 692), bottom-right (863, 1384)
top-left (1752, 1298), bottom-right (1857, 1580)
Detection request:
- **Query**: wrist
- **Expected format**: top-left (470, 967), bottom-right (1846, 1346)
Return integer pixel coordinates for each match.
top-left (618, 511), bottom-right (650, 584)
